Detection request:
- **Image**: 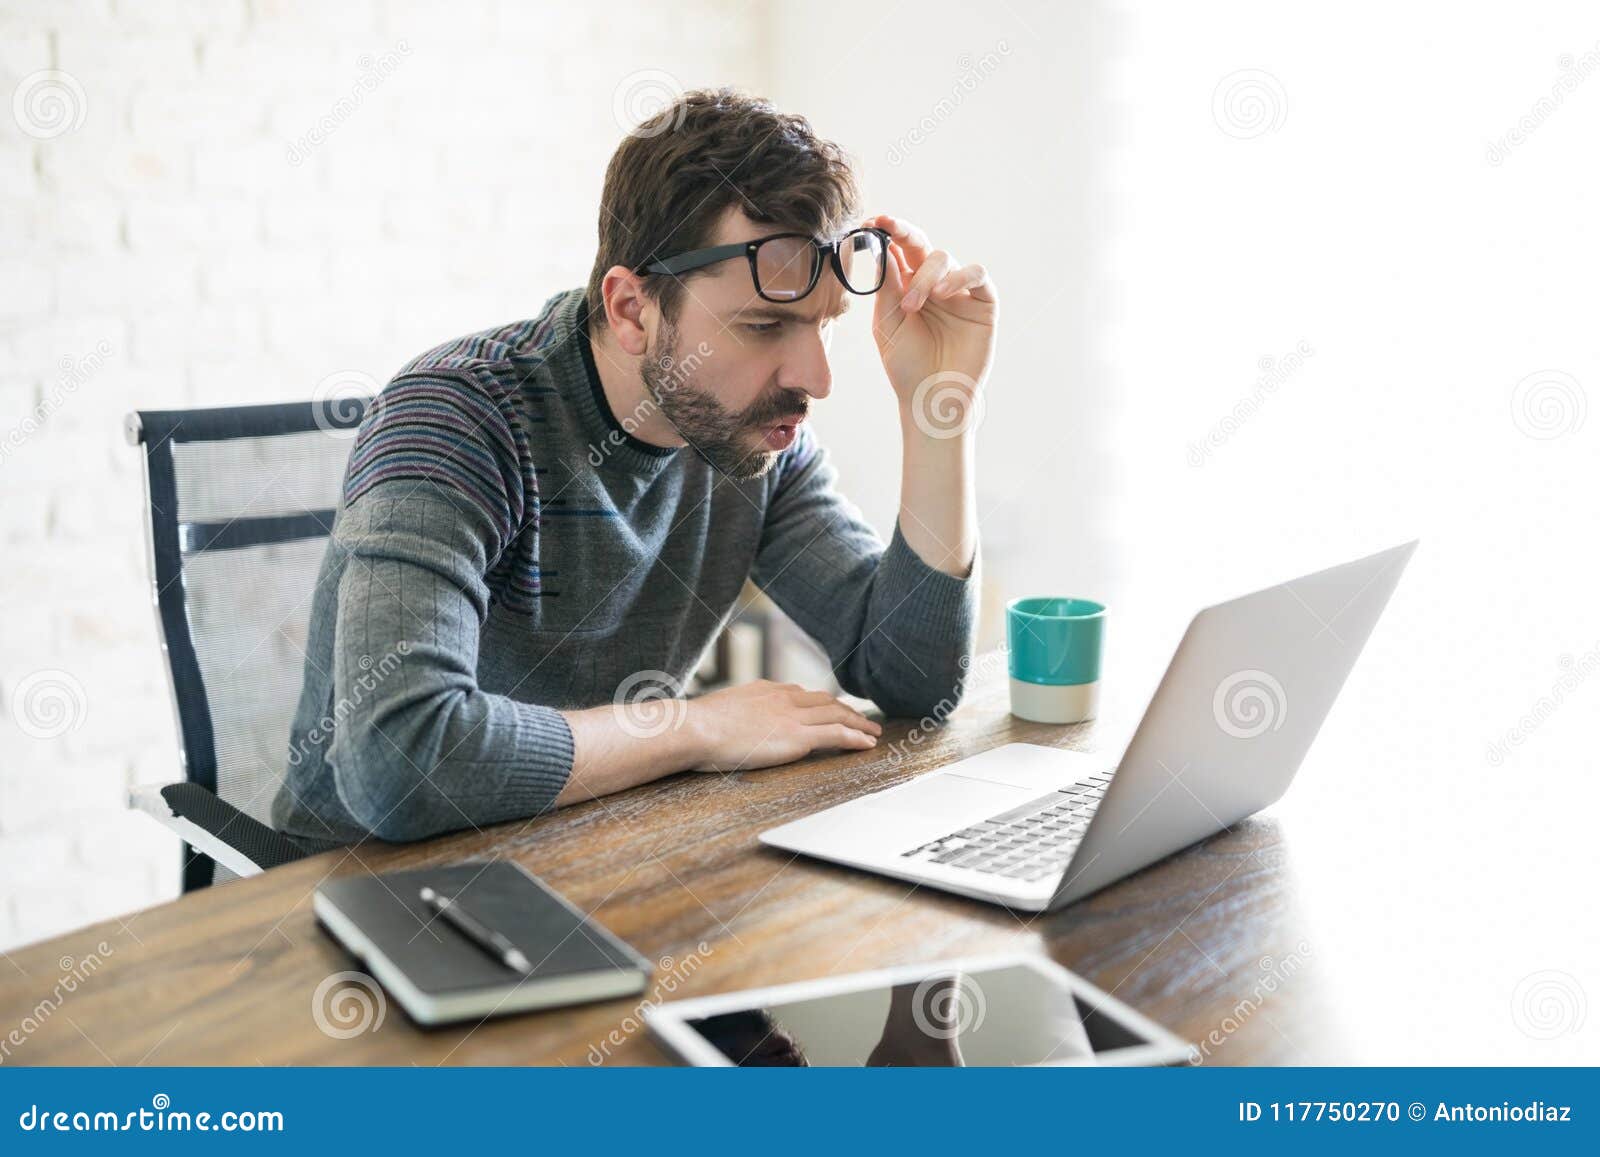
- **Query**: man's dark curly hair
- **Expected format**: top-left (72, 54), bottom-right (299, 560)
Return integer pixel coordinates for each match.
top-left (586, 87), bottom-right (861, 327)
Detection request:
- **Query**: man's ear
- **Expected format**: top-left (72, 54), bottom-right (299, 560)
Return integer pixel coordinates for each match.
top-left (600, 266), bottom-right (652, 357)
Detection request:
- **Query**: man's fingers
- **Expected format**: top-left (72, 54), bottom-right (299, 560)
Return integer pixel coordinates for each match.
top-left (787, 688), bottom-right (884, 737)
top-left (808, 723), bottom-right (878, 750)
top-left (800, 703), bottom-right (883, 735)
top-left (931, 262), bottom-right (997, 304)
top-left (889, 240), bottom-right (914, 281)
top-left (871, 214), bottom-right (932, 265)
top-left (901, 250), bottom-right (957, 313)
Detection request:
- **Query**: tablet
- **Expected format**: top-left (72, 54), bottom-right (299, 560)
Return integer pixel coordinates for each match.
top-left (644, 952), bottom-right (1195, 1067)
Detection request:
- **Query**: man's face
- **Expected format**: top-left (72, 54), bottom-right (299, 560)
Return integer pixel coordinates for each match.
top-left (641, 208), bottom-right (851, 480)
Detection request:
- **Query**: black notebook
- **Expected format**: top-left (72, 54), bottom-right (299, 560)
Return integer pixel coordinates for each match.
top-left (313, 861), bottom-right (652, 1025)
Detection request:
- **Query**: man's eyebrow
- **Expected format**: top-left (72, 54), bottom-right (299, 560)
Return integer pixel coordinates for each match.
top-left (730, 299), bottom-right (852, 324)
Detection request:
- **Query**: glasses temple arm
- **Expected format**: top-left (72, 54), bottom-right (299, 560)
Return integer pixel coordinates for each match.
top-left (638, 241), bottom-right (751, 276)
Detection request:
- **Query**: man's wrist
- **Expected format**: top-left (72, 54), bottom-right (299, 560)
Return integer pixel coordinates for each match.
top-left (671, 699), bottom-right (709, 771)
top-left (895, 378), bottom-right (983, 448)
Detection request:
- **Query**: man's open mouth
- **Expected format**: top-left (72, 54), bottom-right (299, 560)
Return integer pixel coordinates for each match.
top-left (760, 414), bottom-right (806, 451)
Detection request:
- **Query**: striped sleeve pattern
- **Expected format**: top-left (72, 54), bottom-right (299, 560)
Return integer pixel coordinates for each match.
top-left (343, 373), bottom-right (532, 556)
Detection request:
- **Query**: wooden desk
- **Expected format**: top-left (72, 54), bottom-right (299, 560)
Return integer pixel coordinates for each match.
top-left (0, 667), bottom-right (1337, 1067)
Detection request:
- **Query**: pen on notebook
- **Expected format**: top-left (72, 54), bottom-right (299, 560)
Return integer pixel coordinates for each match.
top-left (419, 886), bottom-right (533, 976)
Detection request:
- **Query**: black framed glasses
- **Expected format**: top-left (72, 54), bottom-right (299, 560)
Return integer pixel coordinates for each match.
top-left (636, 227), bottom-right (890, 303)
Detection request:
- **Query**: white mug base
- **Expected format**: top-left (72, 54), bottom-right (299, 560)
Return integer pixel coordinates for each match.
top-left (1009, 677), bottom-right (1099, 725)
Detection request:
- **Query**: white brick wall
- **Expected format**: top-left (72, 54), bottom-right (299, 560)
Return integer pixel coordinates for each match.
top-left (0, 0), bottom-right (767, 950)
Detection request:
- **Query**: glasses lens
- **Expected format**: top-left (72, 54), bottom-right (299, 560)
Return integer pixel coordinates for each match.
top-left (754, 237), bottom-right (820, 302)
top-left (838, 229), bottom-right (887, 294)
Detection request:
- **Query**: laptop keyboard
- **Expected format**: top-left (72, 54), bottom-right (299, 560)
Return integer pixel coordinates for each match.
top-left (900, 772), bottom-right (1113, 883)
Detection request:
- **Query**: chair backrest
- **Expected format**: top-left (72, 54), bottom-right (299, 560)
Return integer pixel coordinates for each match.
top-left (127, 399), bottom-right (367, 890)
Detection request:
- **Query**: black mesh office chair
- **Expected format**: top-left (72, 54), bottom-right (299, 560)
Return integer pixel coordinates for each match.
top-left (125, 399), bottom-right (367, 890)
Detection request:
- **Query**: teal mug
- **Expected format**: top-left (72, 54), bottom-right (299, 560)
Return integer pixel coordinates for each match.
top-left (1006, 596), bottom-right (1105, 724)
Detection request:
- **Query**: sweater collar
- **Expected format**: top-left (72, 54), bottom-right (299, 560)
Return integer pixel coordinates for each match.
top-left (541, 289), bottom-right (680, 477)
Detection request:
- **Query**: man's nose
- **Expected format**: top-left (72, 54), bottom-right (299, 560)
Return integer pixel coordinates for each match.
top-left (777, 331), bottom-right (833, 400)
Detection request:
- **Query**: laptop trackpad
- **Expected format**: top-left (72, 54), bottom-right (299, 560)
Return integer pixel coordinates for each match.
top-left (860, 772), bottom-right (1036, 820)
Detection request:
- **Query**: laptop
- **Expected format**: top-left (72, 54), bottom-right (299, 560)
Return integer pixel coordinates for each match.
top-left (760, 540), bottom-right (1417, 912)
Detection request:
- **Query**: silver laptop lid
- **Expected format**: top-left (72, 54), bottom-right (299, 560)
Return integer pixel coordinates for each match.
top-left (1048, 540), bottom-right (1418, 908)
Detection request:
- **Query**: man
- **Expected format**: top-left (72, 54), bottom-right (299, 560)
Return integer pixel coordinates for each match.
top-left (273, 88), bottom-right (996, 844)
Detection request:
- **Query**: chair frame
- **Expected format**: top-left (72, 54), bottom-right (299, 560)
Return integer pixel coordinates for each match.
top-left (125, 400), bottom-right (365, 889)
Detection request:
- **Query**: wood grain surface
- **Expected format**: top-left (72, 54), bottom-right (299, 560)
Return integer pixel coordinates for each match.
top-left (0, 662), bottom-right (1335, 1066)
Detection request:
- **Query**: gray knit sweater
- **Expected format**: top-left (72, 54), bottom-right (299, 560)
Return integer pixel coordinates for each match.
top-left (272, 288), bottom-right (978, 844)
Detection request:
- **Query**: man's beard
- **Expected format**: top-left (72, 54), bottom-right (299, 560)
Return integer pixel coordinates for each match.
top-left (642, 320), bottom-right (808, 481)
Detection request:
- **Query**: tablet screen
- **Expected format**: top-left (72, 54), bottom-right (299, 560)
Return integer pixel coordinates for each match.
top-left (681, 962), bottom-right (1156, 1066)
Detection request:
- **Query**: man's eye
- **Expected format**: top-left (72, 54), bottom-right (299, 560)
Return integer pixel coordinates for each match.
top-left (745, 322), bottom-right (782, 335)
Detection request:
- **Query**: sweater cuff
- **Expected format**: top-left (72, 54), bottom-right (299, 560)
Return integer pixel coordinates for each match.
top-left (504, 702), bottom-right (576, 815)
